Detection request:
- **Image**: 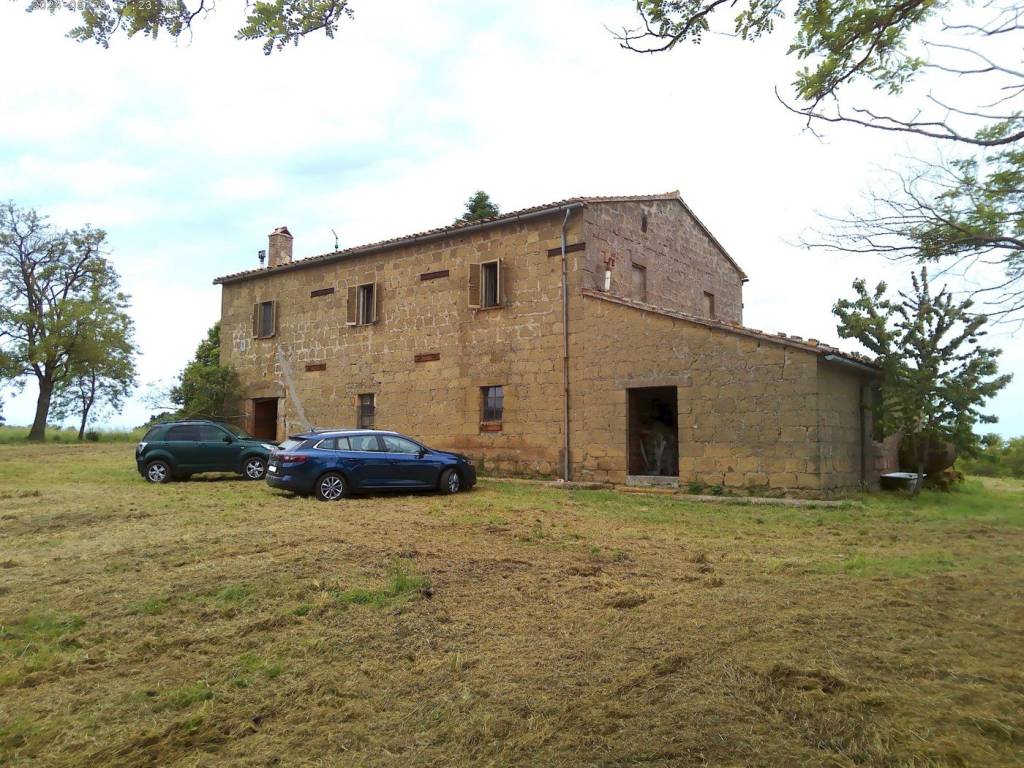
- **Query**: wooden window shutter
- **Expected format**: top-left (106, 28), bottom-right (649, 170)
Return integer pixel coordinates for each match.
top-left (372, 282), bottom-right (381, 324)
top-left (496, 259), bottom-right (504, 306)
top-left (251, 303), bottom-right (259, 338)
top-left (346, 286), bottom-right (358, 325)
top-left (468, 262), bottom-right (481, 308)
top-left (271, 301), bottom-right (278, 337)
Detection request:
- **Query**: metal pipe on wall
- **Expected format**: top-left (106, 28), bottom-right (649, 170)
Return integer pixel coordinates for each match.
top-left (561, 207), bottom-right (572, 481)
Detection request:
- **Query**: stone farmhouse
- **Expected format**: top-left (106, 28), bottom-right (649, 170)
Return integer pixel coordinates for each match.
top-left (214, 192), bottom-right (879, 492)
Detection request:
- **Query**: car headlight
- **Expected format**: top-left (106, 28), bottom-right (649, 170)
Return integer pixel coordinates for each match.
top-left (261, 443), bottom-right (277, 452)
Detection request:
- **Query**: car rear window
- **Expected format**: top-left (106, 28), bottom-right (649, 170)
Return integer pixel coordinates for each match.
top-left (349, 435), bottom-right (382, 452)
top-left (316, 437), bottom-right (351, 451)
top-left (277, 438), bottom-right (307, 451)
top-left (166, 425), bottom-right (199, 441)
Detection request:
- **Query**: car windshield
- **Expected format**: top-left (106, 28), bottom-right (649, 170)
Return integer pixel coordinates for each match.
top-left (223, 424), bottom-right (253, 439)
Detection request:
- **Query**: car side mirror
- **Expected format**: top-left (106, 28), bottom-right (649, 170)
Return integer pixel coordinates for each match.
top-left (417, 449), bottom-right (427, 458)
top-left (223, 435), bottom-right (233, 443)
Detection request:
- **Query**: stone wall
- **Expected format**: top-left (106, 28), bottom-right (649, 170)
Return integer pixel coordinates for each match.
top-left (816, 360), bottom-right (866, 490)
top-left (220, 212), bottom-right (585, 476)
top-left (571, 292), bottom-right (869, 491)
top-left (580, 199), bottom-right (745, 323)
top-left (218, 198), bottom-right (870, 492)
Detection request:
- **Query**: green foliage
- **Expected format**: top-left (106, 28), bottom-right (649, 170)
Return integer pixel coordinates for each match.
top-left (0, 202), bottom-right (137, 441)
top-left (49, 299), bottom-right (137, 439)
top-left (236, 0), bottom-right (354, 55)
top-left (0, 425), bottom-right (145, 443)
top-left (960, 434), bottom-right (1024, 478)
top-left (834, 268), bottom-right (1011, 491)
top-left (632, 0), bottom-right (935, 102)
top-left (627, 4), bottom-right (1024, 317)
top-left (168, 322), bottom-right (244, 422)
top-left (26, 0), bottom-right (353, 55)
top-left (455, 191), bottom-right (501, 224)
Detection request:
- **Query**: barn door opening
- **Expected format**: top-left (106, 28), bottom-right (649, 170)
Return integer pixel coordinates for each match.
top-left (252, 398), bottom-right (279, 441)
top-left (627, 387), bottom-right (678, 477)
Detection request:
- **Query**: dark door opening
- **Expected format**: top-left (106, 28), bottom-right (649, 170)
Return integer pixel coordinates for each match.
top-left (252, 398), bottom-right (279, 441)
top-left (627, 387), bottom-right (678, 476)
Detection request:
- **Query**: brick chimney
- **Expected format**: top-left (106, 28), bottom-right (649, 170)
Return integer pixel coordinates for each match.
top-left (267, 226), bottom-right (293, 268)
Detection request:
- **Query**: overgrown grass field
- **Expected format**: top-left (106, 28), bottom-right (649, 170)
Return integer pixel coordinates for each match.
top-left (1, 443), bottom-right (1022, 766)
top-left (0, 426), bottom-right (146, 444)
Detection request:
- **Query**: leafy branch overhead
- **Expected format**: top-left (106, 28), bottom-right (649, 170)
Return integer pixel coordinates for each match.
top-left (619, 0), bottom-right (1023, 146)
top-left (23, 0), bottom-right (354, 54)
top-left (619, 1), bottom-right (1024, 320)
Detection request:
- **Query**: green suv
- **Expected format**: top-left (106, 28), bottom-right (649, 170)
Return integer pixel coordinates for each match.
top-left (136, 420), bottom-right (276, 483)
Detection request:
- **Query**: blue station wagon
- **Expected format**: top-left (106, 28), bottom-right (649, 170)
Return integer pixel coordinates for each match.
top-left (266, 429), bottom-right (477, 501)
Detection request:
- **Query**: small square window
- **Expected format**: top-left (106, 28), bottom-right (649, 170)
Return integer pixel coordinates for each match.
top-left (357, 393), bottom-right (375, 429)
top-left (481, 386), bottom-right (504, 424)
top-left (632, 263), bottom-right (647, 302)
top-left (703, 291), bottom-right (716, 319)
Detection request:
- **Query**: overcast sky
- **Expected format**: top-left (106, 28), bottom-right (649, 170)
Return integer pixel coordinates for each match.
top-left (1, 0), bottom-right (1020, 436)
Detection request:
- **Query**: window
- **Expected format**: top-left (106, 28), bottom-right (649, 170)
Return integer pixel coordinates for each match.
top-left (632, 263), bottom-right (647, 302)
top-left (316, 436), bottom-right (351, 451)
top-left (349, 434), bottom-right (382, 452)
top-left (198, 425), bottom-right (228, 442)
top-left (346, 283), bottom-right (378, 326)
top-left (469, 260), bottom-right (502, 309)
top-left (357, 394), bottom-right (375, 429)
top-left (165, 425), bottom-right (199, 441)
top-left (253, 300), bottom-right (276, 338)
top-left (641, 212), bottom-right (649, 233)
top-left (703, 291), bottom-right (716, 319)
top-left (481, 386), bottom-right (504, 423)
top-left (382, 435), bottom-right (421, 454)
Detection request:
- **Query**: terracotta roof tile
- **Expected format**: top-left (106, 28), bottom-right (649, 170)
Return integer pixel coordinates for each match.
top-left (212, 191), bottom-right (740, 284)
top-left (581, 289), bottom-right (879, 371)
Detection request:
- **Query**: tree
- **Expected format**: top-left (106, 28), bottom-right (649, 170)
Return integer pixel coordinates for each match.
top-left (0, 202), bottom-right (136, 441)
top-left (49, 309), bottom-right (137, 440)
top-left (810, 118), bottom-right (1024, 321)
top-left (617, 1), bottom-right (1024, 318)
top-left (23, 0), bottom-right (354, 55)
top-left (618, 1), bottom-right (1022, 145)
top-left (834, 267), bottom-right (1011, 494)
top-left (455, 191), bottom-right (501, 224)
top-left (960, 434), bottom-right (1024, 477)
top-left (165, 322), bottom-right (244, 421)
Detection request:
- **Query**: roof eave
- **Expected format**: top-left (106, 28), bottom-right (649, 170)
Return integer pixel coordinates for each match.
top-left (213, 201), bottom-right (587, 285)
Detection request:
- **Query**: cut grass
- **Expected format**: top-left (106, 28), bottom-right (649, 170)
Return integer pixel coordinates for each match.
top-left (0, 444), bottom-right (1022, 766)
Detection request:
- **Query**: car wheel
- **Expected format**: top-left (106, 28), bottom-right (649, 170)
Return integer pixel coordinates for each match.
top-left (315, 472), bottom-right (347, 501)
top-left (439, 468), bottom-right (461, 494)
top-left (145, 460), bottom-right (172, 484)
top-left (243, 456), bottom-right (267, 480)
